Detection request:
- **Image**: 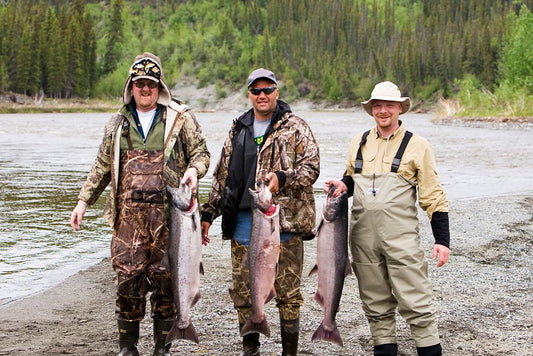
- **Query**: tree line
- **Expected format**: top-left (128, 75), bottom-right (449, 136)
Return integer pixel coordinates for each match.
top-left (0, 0), bottom-right (531, 108)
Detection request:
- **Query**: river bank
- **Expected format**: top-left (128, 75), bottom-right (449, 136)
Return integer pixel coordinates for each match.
top-left (0, 193), bottom-right (531, 355)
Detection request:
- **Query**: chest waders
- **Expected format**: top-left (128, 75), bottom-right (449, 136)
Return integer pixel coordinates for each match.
top-left (349, 131), bottom-right (440, 348)
top-left (111, 119), bottom-right (174, 322)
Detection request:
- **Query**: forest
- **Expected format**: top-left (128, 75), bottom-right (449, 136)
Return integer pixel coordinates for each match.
top-left (0, 0), bottom-right (532, 116)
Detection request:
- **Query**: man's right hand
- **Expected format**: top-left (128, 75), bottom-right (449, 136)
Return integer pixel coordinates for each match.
top-left (70, 200), bottom-right (87, 230)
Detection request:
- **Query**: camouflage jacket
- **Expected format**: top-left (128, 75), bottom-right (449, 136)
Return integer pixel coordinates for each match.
top-left (201, 100), bottom-right (320, 239)
top-left (78, 99), bottom-right (210, 226)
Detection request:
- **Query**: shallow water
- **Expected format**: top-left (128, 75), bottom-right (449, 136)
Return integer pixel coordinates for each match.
top-left (1, 111), bottom-right (531, 304)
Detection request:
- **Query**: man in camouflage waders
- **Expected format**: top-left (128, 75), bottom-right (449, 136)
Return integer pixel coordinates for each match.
top-left (325, 81), bottom-right (450, 356)
top-left (70, 52), bottom-right (210, 356)
top-left (200, 68), bottom-right (320, 356)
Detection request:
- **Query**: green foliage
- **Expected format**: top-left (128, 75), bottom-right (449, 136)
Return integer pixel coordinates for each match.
top-left (0, 0), bottom-right (532, 117)
top-left (499, 5), bottom-right (533, 91)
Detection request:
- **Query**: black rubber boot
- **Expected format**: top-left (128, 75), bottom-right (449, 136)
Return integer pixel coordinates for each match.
top-left (280, 318), bottom-right (299, 356)
top-left (117, 320), bottom-right (140, 356)
top-left (417, 343), bottom-right (442, 356)
top-left (240, 323), bottom-right (260, 356)
top-left (153, 319), bottom-right (173, 356)
top-left (374, 343), bottom-right (398, 356)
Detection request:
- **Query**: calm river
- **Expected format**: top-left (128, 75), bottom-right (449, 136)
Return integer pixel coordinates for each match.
top-left (1, 111), bottom-right (532, 304)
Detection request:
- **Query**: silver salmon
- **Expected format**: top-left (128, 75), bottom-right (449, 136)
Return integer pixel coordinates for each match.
top-left (165, 183), bottom-right (204, 344)
top-left (241, 181), bottom-right (280, 338)
top-left (309, 186), bottom-right (350, 346)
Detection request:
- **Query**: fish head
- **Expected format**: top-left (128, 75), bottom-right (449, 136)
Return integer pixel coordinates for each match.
top-left (167, 183), bottom-right (194, 211)
top-left (249, 180), bottom-right (275, 214)
top-left (323, 186), bottom-right (348, 221)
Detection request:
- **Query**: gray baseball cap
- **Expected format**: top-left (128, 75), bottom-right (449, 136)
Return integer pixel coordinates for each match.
top-left (247, 68), bottom-right (278, 88)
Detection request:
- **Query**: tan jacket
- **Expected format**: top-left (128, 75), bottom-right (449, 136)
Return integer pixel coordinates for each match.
top-left (345, 124), bottom-right (448, 219)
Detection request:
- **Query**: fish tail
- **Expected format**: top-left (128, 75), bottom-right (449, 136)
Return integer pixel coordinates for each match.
top-left (311, 321), bottom-right (343, 347)
top-left (241, 316), bottom-right (270, 338)
top-left (165, 321), bottom-right (199, 344)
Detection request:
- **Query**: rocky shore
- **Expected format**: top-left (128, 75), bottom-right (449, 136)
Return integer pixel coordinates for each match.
top-left (0, 194), bottom-right (531, 355)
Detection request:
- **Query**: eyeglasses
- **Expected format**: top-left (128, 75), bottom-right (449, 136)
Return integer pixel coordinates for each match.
top-left (249, 86), bottom-right (277, 96)
top-left (133, 81), bottom-right (158, 89)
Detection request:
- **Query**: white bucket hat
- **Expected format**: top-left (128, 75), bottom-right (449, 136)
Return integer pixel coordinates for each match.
top-left (361, 81), bottom-right (411, 116)
top-left (122, 52), bottom-right (171, 106)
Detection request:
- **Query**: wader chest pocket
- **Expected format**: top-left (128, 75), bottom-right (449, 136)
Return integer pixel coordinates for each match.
top-left (131, 190), bottom-right (164, 204)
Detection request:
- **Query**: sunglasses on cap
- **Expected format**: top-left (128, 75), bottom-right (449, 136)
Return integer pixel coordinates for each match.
top-left (129, 58), bottom-right (161, 80)
top-left (249, 86), bottom-right (277, 96)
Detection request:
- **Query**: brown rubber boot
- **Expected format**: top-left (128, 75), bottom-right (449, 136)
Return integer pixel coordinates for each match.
top-left (117, 320), bottom-right (140, 356)
top-left (240, 323), bottom-right (260, 356)
top-left (280, 318), bottom-right (299, 356)
top-left (153, 319), bottom-right (173, 356)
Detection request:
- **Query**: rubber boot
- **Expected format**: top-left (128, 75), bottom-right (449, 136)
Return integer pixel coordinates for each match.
top-left (240, 323), bottom-right (260, 356)
top-left (374, 343), bottom-right (398, 356)
top-left (117, 320), bottom-right (140, 356)
top-left (280, 318), bottom-right (299, 356)
top-left (153, 319), bottom-right (173, 356)
top-left (417, 343), bottom-right (442, 356)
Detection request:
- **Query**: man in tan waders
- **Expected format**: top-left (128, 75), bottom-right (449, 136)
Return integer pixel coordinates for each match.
top-left (325, 81), bottom-right (450, 356)
top-left (70, 52), bottom-right (210, 356)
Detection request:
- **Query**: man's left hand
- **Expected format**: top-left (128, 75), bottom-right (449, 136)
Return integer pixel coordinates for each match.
top-left (265, 172), bottom-right (279, 193)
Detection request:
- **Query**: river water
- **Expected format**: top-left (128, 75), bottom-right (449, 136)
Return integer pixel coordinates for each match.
top-left (1, 111), bottom-right (532, 304)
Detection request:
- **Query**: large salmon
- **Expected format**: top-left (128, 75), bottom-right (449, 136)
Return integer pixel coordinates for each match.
top-left (240, 181), bottom-right (280, 338)
top-left (309, 186), bottom-right (350, 346)
top-left (165, 183), bottom-right (204, 344)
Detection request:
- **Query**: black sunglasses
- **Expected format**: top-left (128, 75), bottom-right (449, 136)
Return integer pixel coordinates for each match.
top-left (133, 81), bottom-right (158, 89)
top-left (249, 86), bottom-right (277, 95)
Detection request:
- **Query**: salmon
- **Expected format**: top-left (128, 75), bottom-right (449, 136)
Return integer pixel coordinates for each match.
top-left (241, 181), bottom-right (280, 338)
top-left (309, 186), bottom-right (350, 346)
top-left (165, 183), bottom-right (204, 344)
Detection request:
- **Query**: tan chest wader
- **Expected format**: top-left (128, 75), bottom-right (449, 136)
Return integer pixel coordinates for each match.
top-left (111, 119), bottom-right (174, 322)
top-left (349, 131), bottom-right (440, 348)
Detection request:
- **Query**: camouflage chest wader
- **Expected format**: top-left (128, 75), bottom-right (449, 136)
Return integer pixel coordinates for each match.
top-left (111, 126), bottom-right (174, 322)
top-left (349, 131), bottom-right (440, 347)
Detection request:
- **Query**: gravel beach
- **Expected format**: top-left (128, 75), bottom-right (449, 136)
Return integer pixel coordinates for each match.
top-left (0, 193), bottom-right (531, 356)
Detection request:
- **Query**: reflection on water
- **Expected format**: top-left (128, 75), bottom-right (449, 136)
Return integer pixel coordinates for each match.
top-left (1, 111), bottom-right (532, 304)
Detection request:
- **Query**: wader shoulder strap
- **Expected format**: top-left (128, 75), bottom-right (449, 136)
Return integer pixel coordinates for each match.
top-left (391, 130), bottom-right (413, 173)
top-left (354, 130), bottom-right (371, 174)
top-left (121, 119), bottom-right (134, 150)
top-left (165, 100), bottom-right (190, 141)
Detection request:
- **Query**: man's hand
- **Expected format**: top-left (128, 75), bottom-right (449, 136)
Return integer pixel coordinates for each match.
top-left (200, 221), bottom-right (211, 246)
top-left (324, 179), bottom-right (347, 197)
top-left (70, 200), bottom-right (87, 230)
top-left (181, 168), bottom-right (198, 194)
top-left (433, 244), bottom-right (450, 267)
top-left (265, 172), bottom-right (279, 194)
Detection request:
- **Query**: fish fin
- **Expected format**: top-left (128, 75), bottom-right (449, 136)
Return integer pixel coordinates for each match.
top-left (192, 291), bottom-right (201, 307)
top-left (166, 320), bottom-right (199, 344)
top-left (316, 219), bottom-right (324, 234)
top-left (344, 261), bottom-right (352, 277)
top-left (270, 217), bottom-right (275, 235)
top-left (265, 287), bottom-right (276, 304)
top-left (308, 264), bottom-right (319, 277)
top-left (311, 321), bottom-right (343, 347)
top-left (199, 261), bottom-right (205, 275)
top-left (241, 316), bottom-right (271, 338)
top-left (314, 291), bottom-right (325, 307)
top-left (192, 213), bottom-right (198, 231)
